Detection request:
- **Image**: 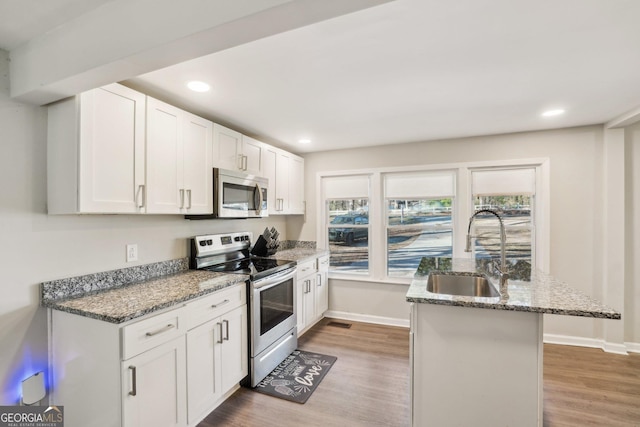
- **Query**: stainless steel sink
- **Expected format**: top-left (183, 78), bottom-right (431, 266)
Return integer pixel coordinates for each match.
top-left (427, 272), bottom-right (499, 298)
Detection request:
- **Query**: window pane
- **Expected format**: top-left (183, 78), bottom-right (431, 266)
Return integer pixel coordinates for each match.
top-left (327, 199), bottom-right (369, 274)
top-left (472, 195), bottom-right (532, 280)
top-left (387, 199), bottom-right (453, 278)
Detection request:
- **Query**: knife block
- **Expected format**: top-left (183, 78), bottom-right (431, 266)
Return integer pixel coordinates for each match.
top-left (251, 235), bottom-right (278, 257)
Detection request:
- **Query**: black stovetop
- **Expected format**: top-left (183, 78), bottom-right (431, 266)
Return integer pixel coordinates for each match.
top-left (201, 256), bottom-right (295, 281)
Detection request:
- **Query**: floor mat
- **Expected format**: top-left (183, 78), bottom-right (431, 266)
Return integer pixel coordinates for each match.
top-left (253, 349), bottom-right (337, 404)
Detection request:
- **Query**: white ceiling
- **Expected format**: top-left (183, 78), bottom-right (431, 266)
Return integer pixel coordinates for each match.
top-left (4, 0), bottom-right (640, 154)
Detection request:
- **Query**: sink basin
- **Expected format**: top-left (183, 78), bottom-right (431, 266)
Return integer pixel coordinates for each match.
top-left (427, 273), bottom-right (499, 298)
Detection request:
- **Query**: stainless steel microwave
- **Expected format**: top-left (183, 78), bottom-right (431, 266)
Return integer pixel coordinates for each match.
top-left (186, 168), bottom-right (268, 219)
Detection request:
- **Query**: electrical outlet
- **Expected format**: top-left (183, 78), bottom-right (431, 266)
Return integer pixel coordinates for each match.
top-left (126, 244), bottom-right (138, 262)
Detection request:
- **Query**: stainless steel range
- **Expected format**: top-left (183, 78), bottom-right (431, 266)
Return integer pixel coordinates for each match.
top-left (189, 232), bottom-right (298, 387)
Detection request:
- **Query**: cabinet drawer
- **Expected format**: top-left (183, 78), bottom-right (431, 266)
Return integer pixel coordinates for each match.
top-left (318, 255), bottom-right (329, 270)
top-left (121, 308), bottom-right (185, 360)
top-left (185, 284), bottom-right (246, 330)
top-left (297, 259), bottom-right (317, 279)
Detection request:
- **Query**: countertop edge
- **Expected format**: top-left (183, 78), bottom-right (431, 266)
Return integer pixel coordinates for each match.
top-left (405, 296), bottom-right (621, 319)
top-left (42, 271), bottom-right (249, 324)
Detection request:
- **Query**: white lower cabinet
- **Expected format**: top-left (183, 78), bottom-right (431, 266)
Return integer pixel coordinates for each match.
top-left (122, 337), bottom-right (187, 427)
top-left (315, 255), bottom-right (329, 316)
top-left (186, 303), bottom-right (247, 425)
top-left (296, 255), bottom-right (330, 335)
top-left (50, 283), bottom-right (247, 427)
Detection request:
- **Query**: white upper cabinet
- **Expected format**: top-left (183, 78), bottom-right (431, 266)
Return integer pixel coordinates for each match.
top-left (241, 135), bottom-right (265, 176)
top-left (263, 145), bottom-right (305, 215)
top-left (146, 97), bottom-right (212, 214)
top-left (212, 124), bottom-right (264, 175)
top-left (47, 83), bottom-right (146, 214)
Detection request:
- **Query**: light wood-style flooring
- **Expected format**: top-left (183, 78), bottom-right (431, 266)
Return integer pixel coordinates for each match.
top-left (199, 318), bottom-right (640, 427)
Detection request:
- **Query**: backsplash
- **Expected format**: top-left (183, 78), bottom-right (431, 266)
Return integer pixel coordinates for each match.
top-left (41, 241), bottom-right (316, 303)
top-left (41, 258), bottom-right (189, 302)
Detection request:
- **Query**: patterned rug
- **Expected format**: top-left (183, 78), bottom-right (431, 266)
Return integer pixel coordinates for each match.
top-left (253, 349), bottom-right (337, 404)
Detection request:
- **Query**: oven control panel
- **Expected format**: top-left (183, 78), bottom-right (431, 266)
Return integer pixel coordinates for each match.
top-left (192, 232), bottom-right (253, 257)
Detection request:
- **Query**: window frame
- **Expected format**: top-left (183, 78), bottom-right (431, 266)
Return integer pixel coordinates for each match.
top-left (317, 159), bottom-right (550, 284)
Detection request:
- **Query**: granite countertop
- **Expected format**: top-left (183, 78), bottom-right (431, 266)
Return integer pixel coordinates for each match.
top-left (266, 248), bottom-right (330, 263)
top-left (406, 257), bottom-right (621, 319)
top-left (42, 268), bottom-right (248, 324)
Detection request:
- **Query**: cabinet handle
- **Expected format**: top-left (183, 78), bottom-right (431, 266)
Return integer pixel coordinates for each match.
top-left (317, 273), bottom-right (322, 287)
top-left (179, 189), bottom-right (185, 208)
top-left (242, 155), bottom-right (248, 171)
top-left (223, 319), bottom-right (230, 341)
top-left (217, 322), bottom-right (224, 344)
top-left (211, 299), bottom-right (230, 309)
top-left (128, 366), bottom-right (137, 396)
top-left (187, 189), bottom-right (192, 209)
top-left (137, 185), bottom-right (145, 208)
top-left (145, 324), bottom-right (175, 337)
top-left (237, 154), bottom-right (243, 170)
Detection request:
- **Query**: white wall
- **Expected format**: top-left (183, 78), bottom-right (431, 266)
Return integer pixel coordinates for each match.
top-left (626, 121), bottom-right (640, 346)
top-left (289, 125), bottom-right (630, 343)
top-left (0, 50), bottom-right (288, 405)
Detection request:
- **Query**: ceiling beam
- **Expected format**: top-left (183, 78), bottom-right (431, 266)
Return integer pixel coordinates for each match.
top-left (9, 0), bottom-right (392, 105)
top-left (606, 105), bottom-right (640, 129)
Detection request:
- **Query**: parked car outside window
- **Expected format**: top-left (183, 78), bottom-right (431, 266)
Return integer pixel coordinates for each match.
top-left (328, 215), bottom-right (368, 246)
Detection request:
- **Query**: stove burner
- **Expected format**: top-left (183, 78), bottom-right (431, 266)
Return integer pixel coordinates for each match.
top-left (201, 256), bottom-right (295, 281)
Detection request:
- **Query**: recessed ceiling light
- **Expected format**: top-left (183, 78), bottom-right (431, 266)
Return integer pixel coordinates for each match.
top-left (541, 109), bottom-right (565, 117)
top-left (298, 139), bottom-right (312, 144)
top-left (187, 81), bottom-right (210, 93)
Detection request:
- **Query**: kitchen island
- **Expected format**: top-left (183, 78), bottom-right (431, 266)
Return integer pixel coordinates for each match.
top-left (406, 258), bottom-right (620, 427)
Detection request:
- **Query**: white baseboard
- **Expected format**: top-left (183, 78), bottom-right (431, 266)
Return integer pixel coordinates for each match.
top-left (544, 333), bottom-right (633, 355)
top-left (324, 310), bottom-right (409, 329)
top-left (625, 341), bottom-right (640, 354)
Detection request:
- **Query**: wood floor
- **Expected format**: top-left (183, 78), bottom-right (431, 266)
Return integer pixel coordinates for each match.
top-left (199, 318), bottom-right (640, 427)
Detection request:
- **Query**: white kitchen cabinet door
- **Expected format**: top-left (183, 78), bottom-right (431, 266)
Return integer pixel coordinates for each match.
top-left (186, 319), bottom-right (221, 425)
top-left (182, 112), bottom-right (213, 214)
top-left (47, 83), bottom-right (146, 214)
top-left (122, 336), bottom-right (187, 427)
top-left (146, 98), bottom-right (183, 213)
top-left (316, 255), bottom-right (329, 316)
top-left (296, 276), bottom-right (307, 333)
top-left (213, 124), bottom-right (243, 171)
top-left (262, 146), bottom-right (279, 214)
top-left (186, 304), bottom-right (247, 425)
top-left (296, 259), bottom-right (317, 333)
top-left (275, 150), bottom-right (291, 214)
top-left (262, 146), bottom-right (305, 215)
top-left (220, 304), bottom-right (249, 391)
top-left (241, 135), bottom-right (264, 176)
top-left (303, 276), bottom-right (317, 329)
top-left (288, 155), bottom-right (305, 214)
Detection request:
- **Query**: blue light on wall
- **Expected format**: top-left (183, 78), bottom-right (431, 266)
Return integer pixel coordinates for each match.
top-left (3, 346), bottom-right (50, 405)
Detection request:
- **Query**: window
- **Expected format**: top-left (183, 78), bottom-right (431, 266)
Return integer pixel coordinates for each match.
top-left (323, 175), bottom-right (370, 275)
top-left (318, 161), bottom-right (547, 282)
top-left (471, 168), bottom-right (536, 280)
top-left (384, 171), bottom-right (455, 278)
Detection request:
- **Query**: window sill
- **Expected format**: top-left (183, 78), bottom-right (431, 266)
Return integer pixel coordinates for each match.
top-left (328, 273), bottom-right (411, 286)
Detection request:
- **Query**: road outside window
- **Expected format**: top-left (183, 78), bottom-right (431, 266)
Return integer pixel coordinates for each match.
top-left (327, 199), bottom-right (369, 274)
top-left (386, 199), bottom-right (453, 278)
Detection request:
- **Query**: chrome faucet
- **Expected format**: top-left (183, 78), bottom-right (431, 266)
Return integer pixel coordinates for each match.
top-left (465, 209), bottom-right (509, 291)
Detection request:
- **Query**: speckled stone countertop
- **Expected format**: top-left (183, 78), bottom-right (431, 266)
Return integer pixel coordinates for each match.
top-left (266, 248), bottom-right (329, 263)
top-left (406, 257), bottom-right (621, 319)
top-left (41, 259), bottom-right (248, 324)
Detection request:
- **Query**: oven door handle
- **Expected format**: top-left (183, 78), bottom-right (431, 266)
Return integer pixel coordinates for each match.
top-left (252, 268), bottom-right (296, 290)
